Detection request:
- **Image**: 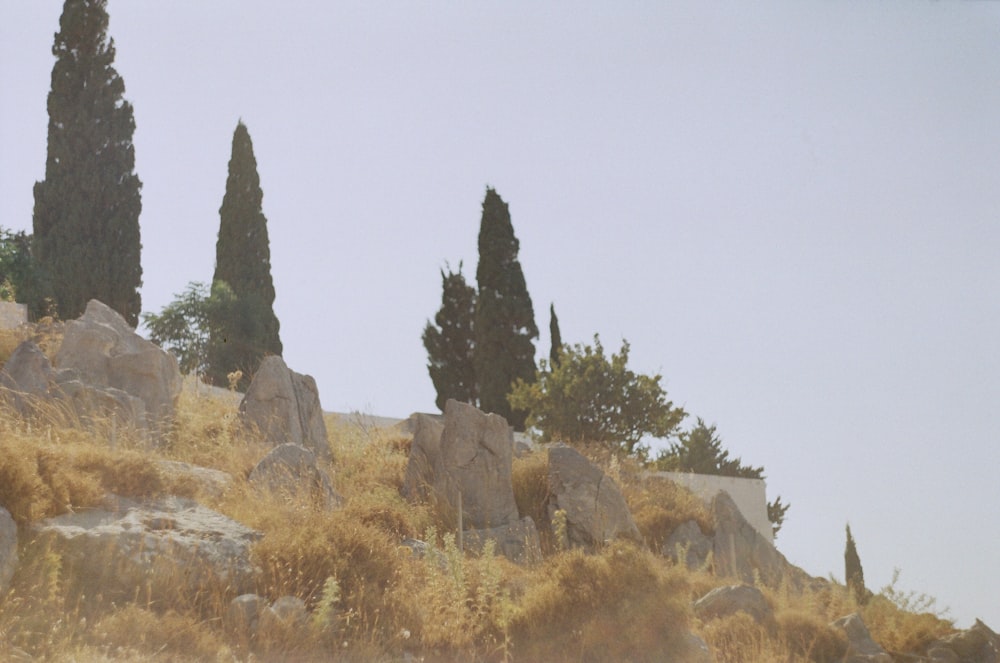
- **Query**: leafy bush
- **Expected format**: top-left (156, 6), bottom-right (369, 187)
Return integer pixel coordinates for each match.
top-left (509, 335), bottom-right (685, 457)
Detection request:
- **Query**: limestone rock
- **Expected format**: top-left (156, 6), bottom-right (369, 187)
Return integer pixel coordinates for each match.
top-left (401, 413), bottom-right (445, 502)
top-left (433, 399), bottom-right (519, 530)
top-left (32, 495), bottom-right (262, 604)
top-left (239, 356), bottom-right (331, 462)
top-left (248, 443), bottom-right (342, 509)
top-left (261, 595), bottom-right (308, 631)
top-left (55, 299), bottom-right (182, 438)
top-left (546, 444), bottom-right (641, 550)
top-left (462, 516), bottom-right (542, 565)
top-left (664, 520), bottom-right (713, 570)
top-left (0, 507), bottom-right (17, 595)
top-left (0, 340), bottom-right (57, 400)
top-left (156, 460), bottom-right (234, 499)
top-left (228, 593), bottom-right (269, 637)
top-left (694, 584), bottom-right (773, 624)
top-left (928, 619), bottom-right (1000, 663)
top-left (832, 613), bottom-right (892, 663)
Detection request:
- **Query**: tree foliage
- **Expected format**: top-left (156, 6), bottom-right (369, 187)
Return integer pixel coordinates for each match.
top-left (655, 418), bottom-right (791, 537)
top-left (549, 303), bottom-right (563, 369)
top-left (845, 524), bottom-right (867, 604)
top-left (32, 0), bottom-right (143, 325)
top-left (142, 281), bottom-right (238, 376)
top-left (423, 264), bottom-right (478, 411)
top-left (0, 229), bottom-right (50, 317)
top-left (509, 335), bottom-right (685, 457)
top-left (474, 188), bottom-right (538, 430)
top-left (207, 122), bottom-right (282, 388)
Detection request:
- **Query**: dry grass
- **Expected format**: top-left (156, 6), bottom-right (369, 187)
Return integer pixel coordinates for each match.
top-left (626, 475), bottom-right (714, 553)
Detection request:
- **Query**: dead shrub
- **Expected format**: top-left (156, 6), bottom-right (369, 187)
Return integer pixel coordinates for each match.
top-left (777, 608), bottom-right (847, 662)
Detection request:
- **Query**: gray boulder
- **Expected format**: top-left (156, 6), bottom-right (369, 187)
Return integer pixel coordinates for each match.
top-left (832, 613), bottom-right (892, 663)
top-left (664, 519), bottom-right (713, 570)
top-left (55, 299), bottom-right (182, 439)
top-left (0, 507), bottom-right (17, 595)
top-left (248, 443), bottom-right (342, 509)
top-left (401, 413), bottom-right (445, 502)
top-left (546, 444), bottom-right (641, 550)
top-left (433, 399), bottom-right (519, 530)
top-left (462, 516), bottom-right (542, 565)
top-left (694, 584), bottom-right (773, 624)
top-left (0, 340), bottom-right (57, 400)
top-left (156, 460), bottom-right (234, 500)
top-left (32, 495), bottom-right (262, 604)
top-left (228, 593), bottom-right (269, 637)
top-left (260, 595), bottom-right (309, 633)
top-left (928, 619), bottom-right (1000, 663)
top-left (239, 356), bottom-right (331, 463)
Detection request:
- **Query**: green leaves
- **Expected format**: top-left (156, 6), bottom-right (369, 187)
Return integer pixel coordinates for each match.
top-left (423, 265), bottom-right (478, 412)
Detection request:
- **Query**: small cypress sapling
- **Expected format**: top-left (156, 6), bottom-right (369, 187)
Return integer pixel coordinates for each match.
top-left (549, 303), bottom-right (563, 369)
top-left (845, 523), bottom-right (867, 604)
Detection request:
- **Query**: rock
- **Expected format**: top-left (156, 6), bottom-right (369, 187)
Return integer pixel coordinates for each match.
top-left (546, 444), bottom-right (641, 550)
top-left (400, 537), bottom-right (447, 569)
top-left (228, 593), bottom-right (269, 637)
top-left (32, 494), bottom-right (262, 604)
top-left (0, 507), bottom-right (17, 595)
top-left (433, 399), bottom-right (519, 530)
top-left (55, 299), bottom-right (182, 439)
top-left (262, 595), bottom-right (308, 629)
top-left (664, 520), bottom-right (713, 570)
top-left (929, 619), bottom-right (1000, 663)
top-left (401, 413), bottom-right (445, 502)
top-left (248, 443), bottom-right (342, 509)
top-left (694, 584), bottom-right (773, 624)
top-left (462, 516), bottom-right (542, 565)
top-left (673, 632), bottom-right (714, 663)
top-left (832, 613), bottom-right (892, 663)
top-left (712, 491), bottom-right (814, 589)
top-left (0, 340), bottom-right (57, 400)
top-left (239, 356), bottom-right (331, 462)
top-left (156, 460), bottom-right (234, 499)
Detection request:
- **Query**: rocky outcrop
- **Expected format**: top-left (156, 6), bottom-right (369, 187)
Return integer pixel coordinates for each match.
top-left (433, 399), bottom-right (519, 530)
top-left (401, 413), bottom-right (445, 502)
top-left (32, 494), bottom-right (261, 604)
top-left (832, 613), bottom-right (892, 663)
top-left (546, 444), bottom-right (641, 550)
top-left (0, 507), bottom-right (17, 595)
top-left (462, 516), bottom-right (542, 565)
top-left (55, 299), bottom-right (182, 439)
top-left (927, 620), bottom-right (1000, 663)
top-left (694, 584), bottom-right (773, 624)
top-left (664, 519), bottom-right (713, 570)
top-left (156, 460), bottom-right (234, 499)
top-left (239, 356), bottom-right (331, 463)
top-left (248, 443), bottom-right (342, 509)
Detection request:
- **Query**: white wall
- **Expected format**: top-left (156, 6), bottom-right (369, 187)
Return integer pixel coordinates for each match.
top-left (648, 471), bottom-right (773, 543)
top-left (0, 302), bottom-right (26, 330)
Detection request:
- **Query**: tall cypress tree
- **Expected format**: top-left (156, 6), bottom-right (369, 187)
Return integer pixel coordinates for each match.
top-left (207, 122), bottom-right (282, 387)
top-left (474, 187), bottom-right (537, 430)
top-left (549, 302), bottom-right (563, 368)
top-left (33, 0), bottom-right (143, 325)
top-left (423, 263), bottom-right (478, 411)
top-left (845, 524), bottom-right (867, 604)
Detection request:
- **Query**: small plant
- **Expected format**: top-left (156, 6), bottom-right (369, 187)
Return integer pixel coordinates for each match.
top-left (227, 369), bottom-right (243, 392)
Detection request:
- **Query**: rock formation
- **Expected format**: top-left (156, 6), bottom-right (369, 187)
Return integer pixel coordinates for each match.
top-left (0, 507), bottom-right (17, 595)
top-left (239, 356), bottom-right (331, 462)
top-left (248, 443), bottom-right (342, 509)
top-left (693, 584), bottom-right (773, 624)
top-left (401, 413), bottom-right (445, 502)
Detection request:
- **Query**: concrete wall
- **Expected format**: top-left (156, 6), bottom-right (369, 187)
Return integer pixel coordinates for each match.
top-left (648, 471), bottom-right (773, 543)
top-left (0, 302), bottom-right (27, 330)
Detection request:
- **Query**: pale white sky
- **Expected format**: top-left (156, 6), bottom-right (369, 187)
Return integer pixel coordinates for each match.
top-left (2, 1), bottom-right (998, 628)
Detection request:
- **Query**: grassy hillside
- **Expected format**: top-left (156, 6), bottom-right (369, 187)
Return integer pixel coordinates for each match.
top-left (0, 326), bottom-right (955, 662)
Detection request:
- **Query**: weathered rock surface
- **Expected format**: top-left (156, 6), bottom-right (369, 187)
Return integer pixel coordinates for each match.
top-left (462, 516), bottom-right (542, 565)
top-left (0, 339), bottom-right (56, 398)
top-left (546, 444), bottom-right (641, 550)
top-left (55, 299), bottom-right (182, 438)
top-left (664, 519), bottom-right (713, 570)
top-left (401, 413), bottom-right (445, 502)
top-left (228, 593), bottom-right (269, 637)
top-left (433, 399), bottom-right (519, 530)
top-left (239, 356), bottom-right (331, 462)
top-left (832, 613), bottom-right (892, 663)
top-left (248, 443), bottom-right (342, 509)
top-left (32, 495), bottom-right (262, 603)
top-left (928, 619), bottom-right (1000, 663)
top-left (156, 460), bottom-right (234, 499)
top-left (0, 507), bottom-right (17, 595)
top-left (694, 584), bottom-right (773, 624)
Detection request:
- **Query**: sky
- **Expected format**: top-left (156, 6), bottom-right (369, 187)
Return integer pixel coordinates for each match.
top-left (2, 1), bottom-right (998, 629)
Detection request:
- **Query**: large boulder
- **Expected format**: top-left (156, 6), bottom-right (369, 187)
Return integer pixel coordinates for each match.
top-left (664, 519), bottom-right (713, 570)
top-left (0, 339), bottom-right (57, 398)
top-left (0, 507), bottom-right (17, 595)
top-left (462, 516), bottom-right (542, 565)
top-left (928, 619), bottom-right (1000, 663)
top-left (32, 494), bottom-right (262, 604)
top-left (546, 444), bottom-right (641, 550)
top-left (433, 399), bottom-right (519, 530)
top-left (401, 413), bottom-right (445, 502)
top-left (694, 584), bottom-right (773, 624)
top-left (55, 299), bottom-right (182, 439)
top-left (248, 443), bottom-right (342, 509)
top-left (832, 613), bottom-right (892, 663)
top-left (239, 356), bottom-right (331, 463)
top-left (156, 460), bottom-right (234, 500)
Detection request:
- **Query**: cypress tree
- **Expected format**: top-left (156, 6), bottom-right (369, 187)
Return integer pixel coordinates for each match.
top-left (207, 122), bottom-right (282, 387)
top-left (474, 187), bottom-right (537, 430)
top-left (423, 263), bottom-right (478, 411)
top-left (845, 524), bottom-right (867, 604)
top-left (33, 0), bottom-right (143, 325)
top-left (549, 302), bottom-right (563, 368)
